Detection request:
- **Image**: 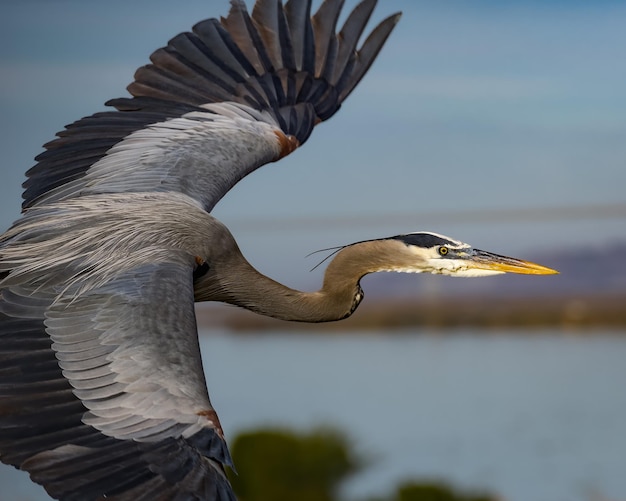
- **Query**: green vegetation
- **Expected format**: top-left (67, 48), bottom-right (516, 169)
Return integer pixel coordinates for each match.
top-left (227, 426), bottom-right (497, 501)
top-left (228, 427), bottom-right (362, 501)
top-left (370, 481), bottom-right (496, 501)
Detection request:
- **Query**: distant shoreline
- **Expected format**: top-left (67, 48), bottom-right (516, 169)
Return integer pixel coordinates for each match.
top-left (196, 293), bottom-right (626, 332)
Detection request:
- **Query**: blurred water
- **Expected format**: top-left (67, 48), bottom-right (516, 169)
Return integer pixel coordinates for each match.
top-left (1, 330), bottom-right (625, 501)
top-left (204, 329), bottom-right (626, 501)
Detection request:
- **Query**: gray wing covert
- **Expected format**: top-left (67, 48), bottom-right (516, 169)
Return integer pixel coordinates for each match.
top-left (0, 259), bottom-right (235, 500)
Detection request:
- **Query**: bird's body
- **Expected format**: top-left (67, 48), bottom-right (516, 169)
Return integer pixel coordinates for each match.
top-left (0, 1), bottom-right (556, 500)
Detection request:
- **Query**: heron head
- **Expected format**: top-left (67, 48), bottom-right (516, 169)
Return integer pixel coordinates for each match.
top-left (386, 231), bottom-right (558, 277)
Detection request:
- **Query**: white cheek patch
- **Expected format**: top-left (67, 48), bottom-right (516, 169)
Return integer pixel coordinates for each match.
top-left (449, 268), bottom-right (505, 277)
top-left (429, 259), bottom-right (506, 277)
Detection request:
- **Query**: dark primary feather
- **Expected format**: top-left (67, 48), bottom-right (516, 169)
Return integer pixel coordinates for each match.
top-left (331, 0), bottom-right (377, 87)
top-left (284, 0), bottom-right (315, 73)
top-left (23, 0), bottom-right (400, 210)
top-left (311, 0), bottom-right (343, 79)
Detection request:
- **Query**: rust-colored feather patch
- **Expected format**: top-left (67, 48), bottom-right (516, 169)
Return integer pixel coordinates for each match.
top-left (273, 130), bottom-right (300, 160)
top-left (197, 408), bottom-right (225, 438)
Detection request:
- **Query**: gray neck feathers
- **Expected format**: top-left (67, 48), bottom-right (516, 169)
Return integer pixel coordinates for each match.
top-left (196, 240), bottom-right (392, 323)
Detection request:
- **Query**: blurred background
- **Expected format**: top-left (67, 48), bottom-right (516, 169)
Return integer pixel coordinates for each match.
top-left (1, 1), bottom-right (625, 500)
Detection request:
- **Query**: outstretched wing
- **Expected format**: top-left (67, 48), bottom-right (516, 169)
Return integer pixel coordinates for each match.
top-left (23, 0), bottom-right (401, 211)
top-left (0, 256), bottom-right (235, 500)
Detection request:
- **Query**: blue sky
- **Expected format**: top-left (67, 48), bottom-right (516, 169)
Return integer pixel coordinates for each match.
top-left (1, 0), bottom-right (625, 285)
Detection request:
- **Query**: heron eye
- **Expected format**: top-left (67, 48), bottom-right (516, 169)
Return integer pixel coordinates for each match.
top-left (439, 246), bottom-right (449, 256)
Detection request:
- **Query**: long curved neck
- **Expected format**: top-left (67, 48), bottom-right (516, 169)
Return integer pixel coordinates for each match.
top-left (195, 240), bottom-right (394, 323)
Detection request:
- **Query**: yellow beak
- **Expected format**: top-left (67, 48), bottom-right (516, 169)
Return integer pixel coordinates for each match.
top-left (468, 249), bottom-right (559, 275)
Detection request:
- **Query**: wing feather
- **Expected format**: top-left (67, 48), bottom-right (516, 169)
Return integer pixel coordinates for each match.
top-left (312, 0), bottom-right (343, 79)
top-left (222, 0), bottom-right (275, 74)
top-left (337, 12), bottom-right (402, 101)
top-left (284, 0), bottom-right (314, 72)
top-left (330, 0), bottom-right (377, 84)
top-left (192, 19), bottom-right (258, 80)
top-left (251, 0), bottom-right (285, 71)
top-left (22, 0), bottom-right (400, 211)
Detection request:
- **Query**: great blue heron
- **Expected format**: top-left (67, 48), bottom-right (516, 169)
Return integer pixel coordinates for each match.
top-left (0, 1), bottom-right (557, 500)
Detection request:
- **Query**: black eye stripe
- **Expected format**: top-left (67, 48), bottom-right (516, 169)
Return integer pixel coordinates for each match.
top-left (393, 234), bottom-right (457, 248)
